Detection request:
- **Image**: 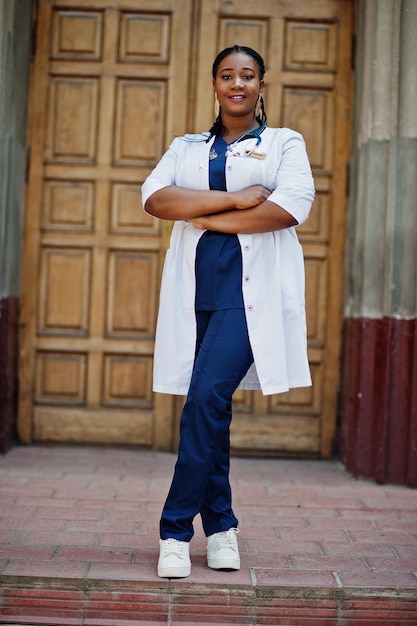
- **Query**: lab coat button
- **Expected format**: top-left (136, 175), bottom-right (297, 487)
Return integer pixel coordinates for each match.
top-left (244, 275), bottom-right (250, 282)
top-left (247, 305), bottom-right (253, 311)
top-left (227, 165), bottom-right (232, 170)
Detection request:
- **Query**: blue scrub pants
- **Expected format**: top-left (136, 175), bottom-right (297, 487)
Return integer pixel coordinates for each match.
top-left (160, 307), bottom-right (254, 541)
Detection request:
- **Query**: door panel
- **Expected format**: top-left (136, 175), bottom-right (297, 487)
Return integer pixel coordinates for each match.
top-left (20, 0), bottom-right (353, 456)
top-left (19, 0), bottom-right (193, 448)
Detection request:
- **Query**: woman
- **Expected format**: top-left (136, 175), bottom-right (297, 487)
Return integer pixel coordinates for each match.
top-left (142, 45), bottom-right (315, 578)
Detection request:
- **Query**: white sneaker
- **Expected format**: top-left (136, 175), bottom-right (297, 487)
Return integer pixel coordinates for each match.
top-left (207, 528), bottom-right (240, 570)
top-left (158, 538), bottom-right (191, 578)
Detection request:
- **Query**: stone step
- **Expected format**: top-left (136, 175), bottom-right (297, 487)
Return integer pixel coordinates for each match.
top-left (1, 576), bottom-right (417, 625)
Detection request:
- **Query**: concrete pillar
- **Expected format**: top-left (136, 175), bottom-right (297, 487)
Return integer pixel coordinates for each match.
top-left (0, 0), bottom-right (32, 453)
top-left (341, 0), bottom-right (417, 485)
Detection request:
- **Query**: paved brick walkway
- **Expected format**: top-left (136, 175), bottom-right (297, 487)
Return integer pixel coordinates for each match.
top-left (0, 445), bottom-right (416, 624)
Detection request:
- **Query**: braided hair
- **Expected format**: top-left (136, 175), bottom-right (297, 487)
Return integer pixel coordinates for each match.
top-left (208, 45), bottom-right (267, 138)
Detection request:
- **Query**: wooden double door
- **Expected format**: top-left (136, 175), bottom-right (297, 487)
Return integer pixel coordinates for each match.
top-left (19, 0), bottom-right (354, 456)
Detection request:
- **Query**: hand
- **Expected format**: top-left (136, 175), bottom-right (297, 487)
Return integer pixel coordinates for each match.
top-left (230, 185), bottom-right (272, 209)
top-left (189, 217), bottom-right (206, 230)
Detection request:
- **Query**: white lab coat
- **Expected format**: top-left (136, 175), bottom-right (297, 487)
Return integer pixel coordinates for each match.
top-left (141, 127), bottom-right (315, 396)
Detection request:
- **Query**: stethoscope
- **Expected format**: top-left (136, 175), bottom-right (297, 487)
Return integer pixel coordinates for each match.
top-left (225, 122), bottom-right (266, 159)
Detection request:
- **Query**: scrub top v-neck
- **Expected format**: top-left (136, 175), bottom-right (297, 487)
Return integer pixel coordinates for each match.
top-left (194, 135), bottom-right (244, 311)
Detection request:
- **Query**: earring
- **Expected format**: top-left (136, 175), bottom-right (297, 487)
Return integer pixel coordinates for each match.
top-left (255, 94), bottom-right (262, 118)
top-left (214, 93), bottom-right (220, 118)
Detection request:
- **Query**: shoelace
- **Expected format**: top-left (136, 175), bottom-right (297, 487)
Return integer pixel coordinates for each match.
top-left (214, 528), bottom-right (239, 550)
top-left (162, 538), bottom-right (185, 557)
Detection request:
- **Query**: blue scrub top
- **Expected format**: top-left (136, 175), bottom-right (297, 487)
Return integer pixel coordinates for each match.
top-left (194, 135), bottom-right (244, 311)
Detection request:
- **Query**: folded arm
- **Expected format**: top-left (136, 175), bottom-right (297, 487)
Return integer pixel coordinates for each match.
top-left (189, 199), bottom-right (298, 234)
top-left (144, 185), bottom-right (272, 221)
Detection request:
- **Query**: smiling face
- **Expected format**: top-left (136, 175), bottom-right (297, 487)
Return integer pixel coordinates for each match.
top-left (213, 51), bottom-right (264, 120)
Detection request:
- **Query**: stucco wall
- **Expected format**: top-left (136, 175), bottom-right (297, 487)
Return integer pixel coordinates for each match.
top-left (0, 0), bottom-right (31, 299)
top-left (341, 0), bottom-right (417, 485)
top-left (0, 0), bottom-right (32, 453)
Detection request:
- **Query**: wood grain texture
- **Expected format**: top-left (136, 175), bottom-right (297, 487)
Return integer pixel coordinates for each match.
top-left (19, 0), bottom-right (354, 455)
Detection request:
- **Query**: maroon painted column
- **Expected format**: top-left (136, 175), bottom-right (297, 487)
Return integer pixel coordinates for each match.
top-left (341, 319), bottom-right (417, 486)
top-left (340, 1), bottom-right (417, 486)
top-left (0, 299), bottom-right (20, 453)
